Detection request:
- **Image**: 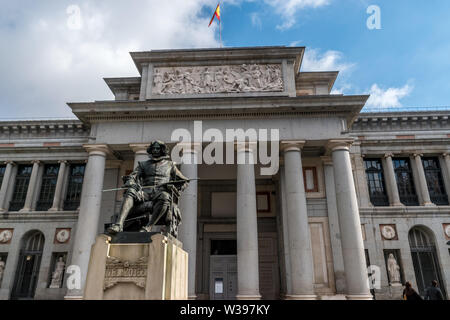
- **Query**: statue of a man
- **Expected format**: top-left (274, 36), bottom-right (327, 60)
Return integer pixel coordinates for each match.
top-left (107, 141), bottom-right (189, 236)
top-left (387, 253), bottom-right (401, 284)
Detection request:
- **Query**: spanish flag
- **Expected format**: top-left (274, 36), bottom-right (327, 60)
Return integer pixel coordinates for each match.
top-left (208, 3), bottom-right (221, 27)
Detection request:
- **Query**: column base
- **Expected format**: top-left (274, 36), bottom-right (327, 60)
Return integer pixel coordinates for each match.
top-left (423, 202), bottom-right (436, 207)
top-left (346, 294), bottom-right (373, 300)
top-left (18, 208), bottom-right (31, 213)
top-left (236, 294), bottom-right (262, 300)
top-left (284, 294), bottom-right (317, 300)
top-left (48, 207), bottom-right (61, 212)
top-left (188, 295), bottom-right (197, 300)
top-left (64, 295), bottom-right (84, 300)
top-left (391, 202), bottom-right (404, 207)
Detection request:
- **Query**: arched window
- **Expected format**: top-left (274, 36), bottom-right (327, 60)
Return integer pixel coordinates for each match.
top-left (12, 231), bottom-right (45, 300)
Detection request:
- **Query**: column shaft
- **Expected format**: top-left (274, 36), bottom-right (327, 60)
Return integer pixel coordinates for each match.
top-left (413, 154), bottom-right (433, 206)
top-left (0, 162), bottom-right (15, 212)
top-left (442, 154), bottom-right (450, 197)
top-left (65, 145), bottom-right (109, 299)
top-left (179, 148), bottom-right (199, 300)
top-left (383, 154), bottom-right (402, 206)
top-left (20, 161), bottom-right (40, 212)
top-left (130, 144), bottom-right (149, 168)
top-left (283, 143), bottom-right (316, 299)
top-left (330, 141), bottom-right (372, 300)
top-left (236, 147), bottom-right (261, 300)
top-left (49, 161), bottom-right (68, 211)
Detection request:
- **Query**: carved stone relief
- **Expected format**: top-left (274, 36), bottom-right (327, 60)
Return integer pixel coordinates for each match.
top-left (104, 256), bottom-right (148, 290)
top-left (152, 64), bottom-right (284, 95)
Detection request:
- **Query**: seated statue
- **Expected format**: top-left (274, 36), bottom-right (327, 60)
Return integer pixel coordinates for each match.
top-left (107, 141), bottom-right (189, 238)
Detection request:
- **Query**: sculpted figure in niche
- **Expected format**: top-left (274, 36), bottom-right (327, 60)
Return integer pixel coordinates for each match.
top-left (0, 257), bottom-right (5, 285)
top-left (387, 253), bottom-right (401, 284)
top-left (49, 256), bottom-right (66, 288)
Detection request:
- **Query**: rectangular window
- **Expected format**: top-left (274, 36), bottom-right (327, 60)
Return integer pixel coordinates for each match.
top-left (422, 157), bottom-right (449, 205)
top-left (9, 165), bottom-right (33, 211)
top-left (364, 159), bottom-right (389, 206)
top-left (36, 164), bottom-right (59, 211)
top-left (303, 167), bottom-right (318, 192)
top-left (63, 164), bottom-right (85, 211)
top-left (0, 165), bottom-right (6, 187)
top-left (393, 158), bottom-right (419, 206)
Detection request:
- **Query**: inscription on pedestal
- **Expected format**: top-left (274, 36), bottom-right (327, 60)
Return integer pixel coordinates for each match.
top-left (104, 256), bottom-right (148, 290)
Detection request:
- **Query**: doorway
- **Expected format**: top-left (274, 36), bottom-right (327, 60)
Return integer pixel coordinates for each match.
top-left (209, 240), bottom-right (237, 300)
top-left (408, 227), bottom-right (446, 298)
top-left (11, 231), bottom-right (45, 300)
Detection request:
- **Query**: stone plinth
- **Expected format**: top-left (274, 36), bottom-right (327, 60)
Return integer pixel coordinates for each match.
top-left (84, 233), bottom-right (188, 300)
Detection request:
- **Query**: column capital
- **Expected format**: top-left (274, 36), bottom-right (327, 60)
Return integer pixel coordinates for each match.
top-left (129, 143), bottom-right (150, 155)
top-left (106, 160), bottom-right (123, 169)
top-left (235, 141), bottom-right (257, 153)
top-left (320, 156), bottom-right (333, 166)
top-left (327, 139), bottom-right (354, 152)
top-left (413, 153), bottom-right (423, 158)
top-left (443, 153), bottom-right (450, 158)
top-left (384, 152), bottom-right (394, 159)
top-left (31, 160), bottom-right (41, 165)
top-left (281, 140), bottom-right (306, 152)
top-left (83, 144), bottom-right (112, 157)
top-left (4, 160), bottom-right (15, 166)
top-left (58, 160), bottom-right (68, 165)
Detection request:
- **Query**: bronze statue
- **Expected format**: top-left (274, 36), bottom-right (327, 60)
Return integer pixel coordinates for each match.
top-left (107, 141), bottom-right (189, 238)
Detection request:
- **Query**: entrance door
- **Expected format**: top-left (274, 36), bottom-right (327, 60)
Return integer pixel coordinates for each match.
top-left (408, 227), bottom-right (446, 298)
top-left (12, 231), bottom-right (45, 300)
top-left (209, 239), bottom-right (237, 300)
top-left (210, 255), bottom-right (237, 300)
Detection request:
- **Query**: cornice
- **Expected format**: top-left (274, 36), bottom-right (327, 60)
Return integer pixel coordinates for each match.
top-left (68, 94), bottom-right (368, 125)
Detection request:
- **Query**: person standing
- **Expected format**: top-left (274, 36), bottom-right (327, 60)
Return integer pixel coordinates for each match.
top-left (403, 281), bottom-right (423, 300)
top-left (425, 280), bottom-right (444, 300)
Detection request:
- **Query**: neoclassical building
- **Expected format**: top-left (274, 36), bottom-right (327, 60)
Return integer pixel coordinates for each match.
top-left (0, 46), bottom-right (448, 300)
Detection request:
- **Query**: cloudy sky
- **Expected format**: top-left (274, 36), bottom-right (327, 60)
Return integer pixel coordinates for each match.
top-left (1, 0), bottom-right (449, 119)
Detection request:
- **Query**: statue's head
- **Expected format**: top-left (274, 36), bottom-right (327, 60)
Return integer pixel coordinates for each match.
top-left (147, 141), bottom-right (169, 159)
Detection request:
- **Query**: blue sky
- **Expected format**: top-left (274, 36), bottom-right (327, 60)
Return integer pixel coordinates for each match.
top-left (0, 0), bottom-right (449, 118)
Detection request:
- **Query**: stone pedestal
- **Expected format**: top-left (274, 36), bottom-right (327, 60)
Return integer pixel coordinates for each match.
top-left (84, 233), bottom-right (188, 300)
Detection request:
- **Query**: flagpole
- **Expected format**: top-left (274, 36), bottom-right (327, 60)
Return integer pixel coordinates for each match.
top-left (219, 2), bottom-right (222, 48)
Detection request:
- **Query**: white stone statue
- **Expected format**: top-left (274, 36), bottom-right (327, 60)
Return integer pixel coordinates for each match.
top-left (49, 257), bottom-right (65, 289)
top-left (0, 257), bottom-right (5, 285)
top-left (387, 253), bottom-right (401, 284)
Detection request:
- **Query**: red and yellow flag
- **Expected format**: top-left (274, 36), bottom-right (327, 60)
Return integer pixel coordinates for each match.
top-left (208, 3), bottom-right (221, 27)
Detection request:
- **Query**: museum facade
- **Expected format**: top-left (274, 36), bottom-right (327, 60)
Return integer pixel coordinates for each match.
top-left (0, 46), bottom-right (449, 300)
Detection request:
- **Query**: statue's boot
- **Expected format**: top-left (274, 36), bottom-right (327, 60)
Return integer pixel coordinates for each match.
top-left (140, 201), bottom-right (170, 233)
top-left (107, 224), bottom-right (122, 235)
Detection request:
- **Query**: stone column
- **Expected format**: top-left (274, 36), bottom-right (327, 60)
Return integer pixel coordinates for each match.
top-left (49, 161), bottom-right (68, 212)
top-left (19, 160), bottom-right (41, 212)
top-left (328, 140), bottom-right (372, 300)
top-left (178, 143), bottom-right (200, 300)
top-left (130, 144), bottom-right (149, 168)
top-left (236, 143), bottom-right (261, 300)
top-left (441, 153), bottom-right (450, 196)
top-left (65, 144), bottom-right (110, 299)
top-left (382, 153), bottom-right (403, 206)
top-left (281, 141), bottom-right (316, 300)
top-left (279, 165), bottom-right (292, 296)
top-left (0, 161), bottom-right (15, 212)
top-left (413, 153), bottom-right (434, 206)
top-left (321, 156), bottom-right (346, 294)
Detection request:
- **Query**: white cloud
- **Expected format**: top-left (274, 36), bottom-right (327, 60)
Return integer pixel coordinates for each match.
top-left (0, 0), bottom-right (221, 118)
top-left (250, 12), bottom-right (262, 29)
top-left (301, 48), bottom-right (355, 73)
top-left (366, 83), bottom-right (414, 108)
top-left (264, 0), bottom-right (330, 30)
